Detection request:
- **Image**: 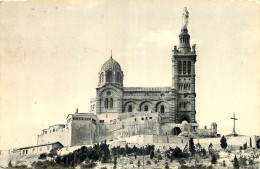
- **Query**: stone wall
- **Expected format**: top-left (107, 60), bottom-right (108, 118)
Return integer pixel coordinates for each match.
top-left (69, 120), bottom-right (97, 147)
top-left (37, 128), bottom-right (66, 146)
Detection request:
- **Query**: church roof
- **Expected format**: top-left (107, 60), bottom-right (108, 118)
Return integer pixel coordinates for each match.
top-left (124, 87), bottom-right (171, 92)
top-left (101, 58), bottom-right (122, 72)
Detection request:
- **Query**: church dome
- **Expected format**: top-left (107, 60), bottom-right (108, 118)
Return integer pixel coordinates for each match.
top-left (101, 57), bottom-right (122, 72)
top-left (98, 54), bottom-right (124, 88)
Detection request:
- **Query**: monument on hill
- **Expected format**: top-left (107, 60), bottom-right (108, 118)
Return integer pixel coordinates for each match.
top-left (227, 113), bottom-right (239, 136)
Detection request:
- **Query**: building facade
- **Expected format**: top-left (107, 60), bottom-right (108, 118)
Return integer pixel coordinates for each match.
top-left (90, 23), bottom-right (196, 125)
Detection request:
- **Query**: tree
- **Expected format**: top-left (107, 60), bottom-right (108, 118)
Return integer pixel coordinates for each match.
top-left (8, 161), bottom-right (13, 168)
top-left (223, 160), bottom-right (226, 167)
top-left (189, 137), bottom-right (195, 155)
top-left (208, 143), bottom-right (214, 155)
top-left (158, 153), bottom-right (163, 160)
top-left (201, 148), bottom-right (206, 156)
top-left (38, 153), bottom-right (47, 160)
top-left (233, 155), bottom-right (239, 169)
top-left (113, 156), bottom-right (117, 169)
top-left (137, 160), bottom-right (140, 167)
top-left (150, 150), bottom-right (155, 159)
top-left (165, 162), bottom-right (169, 169)
top-left (211, 154), bottom-right (217, 164)
top-left (257, 138), bottom-right (260, 149)
top-left (243, 142), bottom-right (247, 150)
top-left (220, 136), bottom-right (228, 149)
top-left (126, 144), bottom-right (132, 155)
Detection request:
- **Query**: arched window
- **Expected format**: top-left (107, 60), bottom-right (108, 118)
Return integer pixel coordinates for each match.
top-left (128, 105), bottom-right (132, 112)
top-left (110, 98), bottom-right (113, 109)
top-left (160, 105), bottom-right (165, 113)
top-left (183, 61), bottom-right (186, 74)
top-left (144, 105), bottom-right (149, 111)
top-left (100, 73), bottom-right (104, 83)
top-left (178, 61), bottom-right (182, 74)
top-left (188, 61), bottom-right (191, 74)
top-left (106, 71), bottom-right (113, 83)
top-left (105, 98), bottom-right (108, 109)
top-left (116, 72), bottom-right (121, 83)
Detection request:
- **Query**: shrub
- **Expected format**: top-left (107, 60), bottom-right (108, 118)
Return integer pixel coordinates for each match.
top-left (81, 162), bottom-right (97, 168)
top-left (48, 149), bottom-right (58, 158)
top-left (211, 154), bottom-right (217, 164)
top-left (201, 148), bottom-right (207, 156)
top-left (118, 147), bottom-right (126, 156)
top-left (38, 153), bottom-right (48, 160)
top-left (233, 155), bottom-right (239, 169)
top-left (158, 153), bottom-right (163, 160)
top-left (145, 145), bottom-right (155, 155)
top-left (178, 159), bottom-right (186, 165)
top-left (150, 150), bottom-right (154, 159)
top-left (8, 161), bottom-right (13, 168)
top-left (239, 156), bottom-right (247, 167)
top-left (220, 136), bottom-right (228, 149)
top-left (243, 142), bottom-right (247, 150)
top-left (17, 164), bottom-right (28, 168)
top-left (146, 160), bottom-right (151, 165)
top-left (189, 137), bottom-right (195, 155)
top-left (165, 162), bottom-right (169, 169)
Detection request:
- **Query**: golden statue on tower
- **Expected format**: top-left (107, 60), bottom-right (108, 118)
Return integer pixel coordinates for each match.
top-left (182, 7), bottom-right (189, 28)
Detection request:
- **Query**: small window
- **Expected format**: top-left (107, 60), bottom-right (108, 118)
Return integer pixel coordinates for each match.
top-left (47, 146), bottom-right (50, 150)
top-left (145, 117), bottom-right (148, 120)
top-left (144, 105), bottom-right (149, 111)
top-left (53, 129), bottom-right (55, 132)
top-left (50, 130), bottom-right (51, 133)
top-left (26, 150), bottom-right (28, 154)
top-left (107, 91), bottom-right (111, 96)
top-left (45, 131), bottom-right (47, 134)
top-left (141, 118), bottom-right (144, 120)
top-left (183, 61), bottom-right (187, 74)
top-left (188, 61), bottom-right (191, 74)
top-left (105, 98), bottom-right (109, 109)
top-left (178, 61), bottom-right (182, 74)
top-left (135, 118), bottom-right (137, 121)
top-left (128, 105), bottom-right (133, 112)
top-left (100, 120), bottom-right (104, 123)
top-left (110, 98), bottom-right (113, 109)
top-left (160, 105), bottom-right (165, 113)
top-left (149, 117), bottom-right (152, 119)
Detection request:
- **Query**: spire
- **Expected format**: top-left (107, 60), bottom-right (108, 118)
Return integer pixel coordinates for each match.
top-left (110, 50), bottom-right (112, 59)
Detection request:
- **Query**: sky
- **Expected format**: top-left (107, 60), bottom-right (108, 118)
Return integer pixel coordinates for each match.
top-left (0, 0), bottom-right (259, 149)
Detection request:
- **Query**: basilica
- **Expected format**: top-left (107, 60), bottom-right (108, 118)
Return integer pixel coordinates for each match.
top-left (35, 8), bottom-right (218, 148)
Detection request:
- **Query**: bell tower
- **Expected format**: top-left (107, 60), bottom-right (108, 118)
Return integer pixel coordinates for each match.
top-left (172, 7), bottom-right (197, 123)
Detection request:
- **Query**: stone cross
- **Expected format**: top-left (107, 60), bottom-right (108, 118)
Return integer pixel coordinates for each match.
top-left (230, 113), bottom-right (238, 136)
